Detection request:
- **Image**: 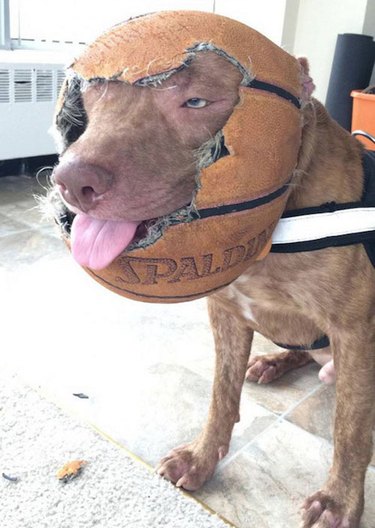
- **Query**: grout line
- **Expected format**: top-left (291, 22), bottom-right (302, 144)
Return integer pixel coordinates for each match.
top-left (278, 382), bottom-right (325, 421)
top-left (219, 383), bottom-right (324, 470)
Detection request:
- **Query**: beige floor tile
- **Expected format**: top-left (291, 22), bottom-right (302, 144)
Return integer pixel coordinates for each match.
top-left (108, 362), bottom-right (277, 467)
top-left (286, 383), bottom-right (335, 441)
top-left (195, 420), bottom-right (375, 528)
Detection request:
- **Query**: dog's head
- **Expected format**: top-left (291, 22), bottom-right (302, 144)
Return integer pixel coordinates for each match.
top-left (51, 11), bottom-right (304, 302)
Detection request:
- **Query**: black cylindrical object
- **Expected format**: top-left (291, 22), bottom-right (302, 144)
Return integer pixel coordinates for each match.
top-left (325, 33), bottom-right (375, 131)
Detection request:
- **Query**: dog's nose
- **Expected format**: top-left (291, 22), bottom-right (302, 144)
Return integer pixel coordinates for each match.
top-left (53, 159), bottom-right (113, 213)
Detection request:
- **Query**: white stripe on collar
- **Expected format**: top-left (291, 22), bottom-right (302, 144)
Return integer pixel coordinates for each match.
top-left (272, 207), bottom-right (375, 245)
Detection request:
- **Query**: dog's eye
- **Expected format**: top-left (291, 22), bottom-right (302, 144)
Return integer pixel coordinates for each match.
top-left (183, 98), bottom-right (209, 109)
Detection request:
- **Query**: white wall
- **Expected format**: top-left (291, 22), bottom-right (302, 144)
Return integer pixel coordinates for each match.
top-left (364, 0), bottom-right (375, 36)
top-left (291, 0), bottom-right (373, 102)
top-left (281, 0), bottom-right (301, 52)
top-left (10, 0), bottom-right (215, 44)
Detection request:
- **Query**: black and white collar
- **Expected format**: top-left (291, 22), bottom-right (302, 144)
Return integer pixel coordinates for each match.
top-left (271, 150), bottom-right (375, 261)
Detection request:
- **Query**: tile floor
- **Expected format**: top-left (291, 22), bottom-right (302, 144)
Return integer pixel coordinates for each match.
top-left (0, 173), bottom-right (374, 528)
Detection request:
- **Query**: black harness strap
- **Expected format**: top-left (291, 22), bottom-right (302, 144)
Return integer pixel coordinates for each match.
top-left (274, 334), bottom-right (330, 351)
top-left (361, 150), bottom-right (375, 266)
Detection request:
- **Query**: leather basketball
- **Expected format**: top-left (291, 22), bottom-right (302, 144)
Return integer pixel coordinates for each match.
top-left (56, 11), bottom-right (303, 303)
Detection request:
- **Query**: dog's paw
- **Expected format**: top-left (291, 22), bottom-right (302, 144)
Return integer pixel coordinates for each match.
top-left (301, 490), bottom-right (357, 527)
top-left (246, 356), bottom-right (280, 383)
top-left (246, 351), bottom-right (312, 384)
top-left (318, 360), bottom-right (336, 384)
top-left (156, 442), bottom-right (225, 491)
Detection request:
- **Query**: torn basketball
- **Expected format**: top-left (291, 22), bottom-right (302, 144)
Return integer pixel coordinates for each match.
top-left (53, 11), bottom-right (303, 303)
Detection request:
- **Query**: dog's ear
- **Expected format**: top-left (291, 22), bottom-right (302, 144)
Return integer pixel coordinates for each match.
top-left (298, 57), bottom-right (315, 103)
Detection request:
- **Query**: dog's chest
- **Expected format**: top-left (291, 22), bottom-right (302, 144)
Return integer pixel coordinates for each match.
top-left (216, 268), bottom-right (315, 342)
top-left (223, 281), bottom-right (260, 324)
top-left (221, 264), bottom-right (294, 317)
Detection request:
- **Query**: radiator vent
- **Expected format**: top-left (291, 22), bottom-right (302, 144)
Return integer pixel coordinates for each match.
top-left (15, 69), bottom-right (32, 102)
top-left (36, 69), bottom-right (53, 101)
top-left (0, 69), bottom-right (10, 103)
top-left (0, 67), bottom-right (65, 104)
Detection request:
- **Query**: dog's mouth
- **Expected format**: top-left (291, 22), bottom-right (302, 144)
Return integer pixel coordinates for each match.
top-left (48, 187), bottom-right (200, 270)
top-left (70, 206), bottom-right (200, 270)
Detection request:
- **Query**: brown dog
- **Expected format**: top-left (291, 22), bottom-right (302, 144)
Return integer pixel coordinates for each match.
top-left (52, 50), bottom-right (375, 527)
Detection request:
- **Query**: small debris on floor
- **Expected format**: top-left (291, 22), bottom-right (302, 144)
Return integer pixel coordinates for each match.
top-left (2, 472), bottom-right (19, 482)
top-left (56, 460), bottom-right (87, 483)
top-left (73, 393), bottom-right (89, 399)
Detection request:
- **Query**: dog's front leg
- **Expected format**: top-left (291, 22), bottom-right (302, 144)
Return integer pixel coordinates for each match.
top-left (157, 296), bottom-right (253, 490)
top-left (302, 331), bottom-right (375, 527)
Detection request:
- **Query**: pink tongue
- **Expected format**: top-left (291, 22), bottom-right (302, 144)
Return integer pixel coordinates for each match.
top-left (71, 214), bottom-right (140, 270)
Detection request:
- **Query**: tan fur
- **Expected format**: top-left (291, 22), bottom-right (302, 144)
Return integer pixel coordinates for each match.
top-left (158, 94), bottom-right (375, 528)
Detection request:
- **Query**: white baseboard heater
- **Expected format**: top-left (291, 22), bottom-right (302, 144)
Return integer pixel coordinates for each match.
top-left (0, 50), bottom-right (68, 161)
